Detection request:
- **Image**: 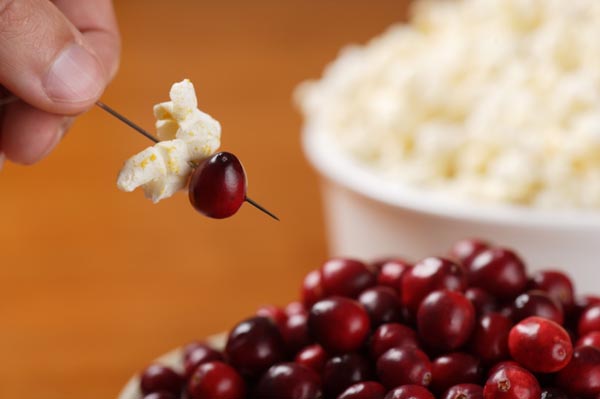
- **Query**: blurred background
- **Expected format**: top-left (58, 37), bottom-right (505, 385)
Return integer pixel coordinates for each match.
top-left (0, 1), bottom-right (408, 398)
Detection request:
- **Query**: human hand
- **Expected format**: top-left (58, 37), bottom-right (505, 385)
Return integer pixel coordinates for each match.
top-left (0, 0), bottom-right (120, 169)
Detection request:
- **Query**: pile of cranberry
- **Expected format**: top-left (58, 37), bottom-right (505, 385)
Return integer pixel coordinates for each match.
top-left (137, 239), bottom-right (600, 399)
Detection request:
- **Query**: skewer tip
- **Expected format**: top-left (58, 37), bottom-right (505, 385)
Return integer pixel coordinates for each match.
top-left (245, 197), bottom-right (280, 221)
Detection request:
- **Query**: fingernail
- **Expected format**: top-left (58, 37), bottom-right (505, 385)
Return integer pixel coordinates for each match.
top-left (44, 43), bottom-right (104, 103)
top-left (0, 152), bottom-right (5, 171)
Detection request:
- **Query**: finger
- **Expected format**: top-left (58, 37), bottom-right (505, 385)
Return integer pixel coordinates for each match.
top-left (0, 0), bottom-right (107, 115)
top-left (1, 100), bottom-right (73, 164)
top-left (53, 0), bottom-right (121, 80)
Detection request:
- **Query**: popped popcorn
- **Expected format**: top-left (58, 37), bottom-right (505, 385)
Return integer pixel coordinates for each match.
top-left (117, 80), bottom-right (221, 203)
top-left (296, 0), bottom-right (600, 209)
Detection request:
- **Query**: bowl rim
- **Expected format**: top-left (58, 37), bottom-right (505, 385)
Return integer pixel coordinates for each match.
top-left (117, 333), bottom-right (226, 399)
top-left (302, 124), bottom-right (600, 229)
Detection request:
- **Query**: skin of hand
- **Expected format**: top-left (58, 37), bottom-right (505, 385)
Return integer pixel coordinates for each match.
top-left (0, 0), bottom-right (121, 169)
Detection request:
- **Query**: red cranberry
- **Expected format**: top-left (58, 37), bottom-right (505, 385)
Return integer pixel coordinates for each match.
top-left (256, 305), bottom-right (287, 331)
top-left (579, 304), bottom-right (600, 337)
top-left (470, 313), bottom-right (512, 365)
top-left (369, 323), bottom-right (419, 359)
top-left (375, 259), bottom-right (412, 292)
top-left (430, 352), bottom-right (482, 395)
top-left (449, 238), bottom-right (489, 268)
top-left (285, 301), bottom-right (306, 316)
top-left (486, 361), bottom-right (521, 377)
top-left (376, 346), bottom-right (432, 389)
top-left (187, 361), bottom-right (245, 399)
top-left (576, 331), bottom-right (600, 350)
top-left (511, 290), bottom-right (563, 324)
top-left (322, 353), bottom-right (372, 398)
top-left (337, 381), bottom-right (386, 399)
top-left (468, 248), bottom-right (527, 300)
top-left (183, 344), bottom-right (224, 379)
top-left (508, 316), bottom-right (573, 373)
top-left (281, 311), bottom-right (311, 355)
top-left (441, 384), bottom-right (484, 399)
top-left (321, 258), bottom-right (376, 298)
top-left (401, 257), bottom-right (467, 317)
top-left (308, 297), bottom-right (370, 354)
top-left (417, 290), bottom-right (476, 352)
top-left (358, 286), bottom-right (402, 327)
top-left (555, 345), bottom-right (600, 397)
top-left (294, 344), bottom-right (327, 374)
top-left (254, 362), bottom-right (321, 399)
top-left (539, 388), bottom-right (569, 399)
top-left (225, 316), bottom-right (286, 378)
top-left (530, 270), bottom-right (575, 309)
top-left (142, 393), bottom-right (177, 399)
top-left (465, 287), bottom-right (497, 316)
top-left (140, 364), bottom-right (183, 396)
top-left (188, 152), bottom-right (246, 219)
top-left (384, 385), bottom-right (435, 399)
top-left (566, 295), bottom-right (600, 327)
top-left (301, 270), bottom-right (325, 308)
top-left (483, 364), bottom-right (541, 399)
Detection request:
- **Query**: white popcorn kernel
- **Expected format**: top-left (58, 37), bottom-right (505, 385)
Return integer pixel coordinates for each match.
top-left (117, 79), bottom-right (221, 202)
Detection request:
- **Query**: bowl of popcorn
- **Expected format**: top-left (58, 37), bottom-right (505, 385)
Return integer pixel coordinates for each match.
top-left (296, 0), bottom-right (600, 294)
top-left (119, 239), bottom-right (600, 399)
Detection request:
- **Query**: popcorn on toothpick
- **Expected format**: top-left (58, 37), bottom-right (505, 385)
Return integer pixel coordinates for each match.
top-left (117, 79), bottom-right (221, 203)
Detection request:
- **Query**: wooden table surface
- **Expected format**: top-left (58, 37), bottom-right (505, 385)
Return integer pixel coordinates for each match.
top-left (0, 1), bottom-right (408, 397)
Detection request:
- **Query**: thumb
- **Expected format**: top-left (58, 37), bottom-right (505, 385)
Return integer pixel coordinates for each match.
top-left (0, 0), bottom-right (107, 115)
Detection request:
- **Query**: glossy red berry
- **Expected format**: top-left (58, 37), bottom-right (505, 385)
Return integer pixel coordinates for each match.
top-left (337, 381), bottom-right (386, 399)
top-left (322, 353), bottom-right (372, 398)
top-left (468, 248), bottom-right (527, 300)
top-left (294, 344), bottom-right (327, 374)
top-left (465, 287), bottom-right (497, 316)
top-left (281, 310), bottom-right (311, 355)
top-left (308, 297), bottom-right (370, 354)
top-left (470, 313), bottom-right (512, 365)
top-left (576, 331), bottom-right (600, 350)
top-left (578, 304), bottom-right (600, 337)
top-left (555, 345), bottom-right (600, 397)
top-left (256, 305), bottom-right (287, 331)
top-left (417, 290), bottom-right (476, 352)
top-left (369, 323), bottom-right (419, 360)
top-left (225, 316), bottom-right (286, 378)
top-left (140, 364), bottom-right (183, 396)
top-left (508, 316), bottom-right (573, 373)
top-left (375, 259), bottom-right (412, 292)
top-left (401, 257), bottom-right (467, 316)
top-left (430, 352), bottom-right (482, 395)
top-left (441, 384), bottom-right (483, 399)
top-left (529, 270), bottom-right (575, 309)
top-left (511, 290), bottom-right (563, 325)
top-left (254, 362), bottom-right (321, 399)
top-left (358, 286), bottom-right (402, 327)
top-left (183, 343), bottom-right (224, 379)
top-left (320, 258), bottom-right (376, 298)
top-left (301, 270), bottom-right (325, 308)
top-left (188, 152), bottom-right (246, 219)
top-left (187, 361), bottom-right (245, 399)
top-left (539, 388), bottom-right (568, 399)
top-left (376, 346), bottom-right (432, 389)
top-left (449, 238), bottom-right (489, 268)
top-left (285, 301), bottom-right (306, 316)
top-left (483, 364), bottom-right (541, 399)
top-left (384, 385), bottom-right (435, 399)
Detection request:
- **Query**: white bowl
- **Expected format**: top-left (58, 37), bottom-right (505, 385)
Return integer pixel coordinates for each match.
top-left (302, 125), bottom-right (600, 295)
top-left (118, 333), bottom-right (226, 399)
